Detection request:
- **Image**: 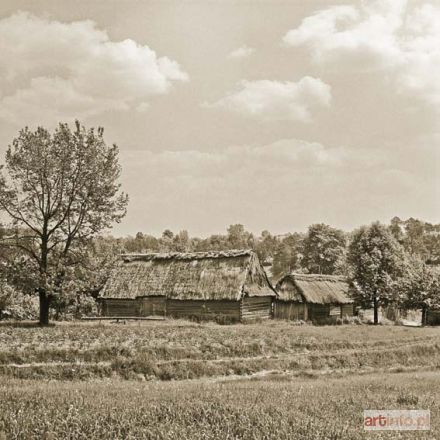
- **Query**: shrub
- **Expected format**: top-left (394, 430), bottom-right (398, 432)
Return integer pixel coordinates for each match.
top-left (3, 292), bottom-right (39, 320)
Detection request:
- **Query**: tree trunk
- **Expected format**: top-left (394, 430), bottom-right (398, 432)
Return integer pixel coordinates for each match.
top-left (373, 295), bottom-right (379, 325)
top-left (421, 307), bottom-right (427, 327)
top-left (39, 289), bottom-right (51, 325)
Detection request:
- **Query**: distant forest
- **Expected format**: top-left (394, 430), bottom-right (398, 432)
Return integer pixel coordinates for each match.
top-left (1, 216), bottom-right (439, 321)
top-left (93, 217), bottom-right (440, 280)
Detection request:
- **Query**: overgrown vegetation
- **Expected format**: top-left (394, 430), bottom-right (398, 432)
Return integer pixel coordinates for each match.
top-left (0, 321), bottom-right (439, 381)
top-left (0, 371), bottom-right (438, 439)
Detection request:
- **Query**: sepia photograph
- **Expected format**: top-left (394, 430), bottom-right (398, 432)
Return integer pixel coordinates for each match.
top-left (0, 0), bottom-right (438, 438)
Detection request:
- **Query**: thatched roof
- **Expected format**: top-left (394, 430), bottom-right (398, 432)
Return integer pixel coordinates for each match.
top-left (100, 250), bottom-right (277, 301)
top-left (276, 273), bottom-right (354, 304)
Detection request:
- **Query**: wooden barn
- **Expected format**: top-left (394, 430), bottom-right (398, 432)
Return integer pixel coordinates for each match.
top-left (426, 308), bottom-right (440, 326)
top-left (274, 274), bottom-right (355, 322)
top-left (99, 250), bottom-right (277, 322)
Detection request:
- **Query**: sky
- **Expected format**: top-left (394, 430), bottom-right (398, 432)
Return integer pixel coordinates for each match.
top-left (0, 0), bottom-right (438, 237)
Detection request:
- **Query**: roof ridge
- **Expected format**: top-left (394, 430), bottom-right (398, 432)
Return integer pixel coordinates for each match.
top-left (121, 249), bottom-right (254, 262)
top-left (290, 273), bottom-right (347, 281)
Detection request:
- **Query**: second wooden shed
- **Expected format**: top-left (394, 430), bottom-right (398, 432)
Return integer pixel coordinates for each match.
top-left (274, 273), bottom-right (355, 322)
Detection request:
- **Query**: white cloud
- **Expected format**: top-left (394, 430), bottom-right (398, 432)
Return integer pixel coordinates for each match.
top-left (283, 0), bottom-right (440, 106)
top-left (0, 12), bottom-right (188, 125)
top-left (229, 45), bottom-right (256, 58)
top-left (205, 77), bottom-right (331, 122)
top-left (118, 138), bottom-right (435, 235)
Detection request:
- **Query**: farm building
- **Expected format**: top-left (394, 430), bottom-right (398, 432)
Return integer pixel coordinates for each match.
top-left (99, 250), bottom-right (277, 322)
top-left (426, 309), bottom-right (440, 326)
top-left (274, 274), bottom-right (355, 322)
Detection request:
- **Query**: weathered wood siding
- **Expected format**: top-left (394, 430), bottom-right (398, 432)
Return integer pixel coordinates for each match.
top-left (308, 303), bottom-right (354, 322)
top-left (101, 299), bottom-right (138, 317)
top-left (167, 299), bottom-right (241, 322)
top-left (240, 296), bottom-right (273, 321)
top-left (308, 304), bottom-right (330, 322)
top-left (426, 309), bottom-right (440, 326)
top-left (138, 296), bottom-right (166, 316)
top-left (273, 301), bottom-right (307, 321)
top-left (341, 304), bottom-right (354, 317)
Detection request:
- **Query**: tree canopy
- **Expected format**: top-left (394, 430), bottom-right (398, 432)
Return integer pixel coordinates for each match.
top-left (0, 122), bottom-right (128, 324)
top-left (347, 222), bottom-right (405, 324)
top-left (301, 223), bottom-right (346, 275)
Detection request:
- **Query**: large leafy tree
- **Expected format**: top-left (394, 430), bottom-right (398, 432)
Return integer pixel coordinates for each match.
top-left (388, 217), bottom-right (440, 264)
top-left (347, 222), bottom-right (405, 324)
top-left (301, 223), bottom-right (346, 274)
top-left (226, 224), bottom-right (254, 249)
top-left (395, 258), bottom-right (440, 325)
top-left (255, 230), bottom-right (278, 263)
top-left (272, 233), bottom-right (303, 280)
top-left (0, 122), bottom-right (128, 324)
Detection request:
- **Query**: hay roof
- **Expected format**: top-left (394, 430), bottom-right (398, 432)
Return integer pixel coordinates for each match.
top-left (100, 250), bottom-right (277, 301)
top-left (276, 273), bottom-right (354, 304)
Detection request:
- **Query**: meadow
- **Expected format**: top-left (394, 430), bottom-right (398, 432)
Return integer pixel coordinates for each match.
top-left (0, 320), bottom-right (439, 380)
top-left (0, 320), bottom-right (439, 439)
top-left (0, 371), bottom-right (438, 439)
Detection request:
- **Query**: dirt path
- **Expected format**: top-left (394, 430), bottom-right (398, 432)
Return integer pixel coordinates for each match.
top-left (1, 339), bottom-right (437, 370)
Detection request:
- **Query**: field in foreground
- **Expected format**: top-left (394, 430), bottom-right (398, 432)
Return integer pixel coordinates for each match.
top-left (0, 371), bottom-right (439, 439)
top-left (0, 321), bottom-right (439, 439)
top-left (0, 320), bottom-right (439, 380)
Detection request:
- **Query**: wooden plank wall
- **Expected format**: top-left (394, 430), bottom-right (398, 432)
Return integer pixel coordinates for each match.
top-left (426, 309), bottom-right (440, 326)
top-left (308, 304), bottom-right (330, 322)
top-left (167, 299), bottom-right (241, 322)
top-left (273, 301), bottom-right (307, 321)
top-left (101, 297), bottom-right (274, 323)
top-left (341, 304), bottom-right (354, 317)
top-left (240, 297), bottom-right (273, 322)
top-left (138, 296), bottom-right (166, 316)
top-left (101, 299), bottom-right (138, 317)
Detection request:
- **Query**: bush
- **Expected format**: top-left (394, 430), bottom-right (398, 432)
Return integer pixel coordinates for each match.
top-left (342, 316), bottom-right (363, 325)
top-left (2, 292), bottom-right (39, 320)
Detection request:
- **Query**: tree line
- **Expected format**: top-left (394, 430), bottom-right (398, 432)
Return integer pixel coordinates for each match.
top-left (0, 122), bottom-right (438, 324)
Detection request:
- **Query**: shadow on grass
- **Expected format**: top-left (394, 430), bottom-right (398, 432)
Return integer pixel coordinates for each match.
top-left (0, 320), bottom-right (55, 328)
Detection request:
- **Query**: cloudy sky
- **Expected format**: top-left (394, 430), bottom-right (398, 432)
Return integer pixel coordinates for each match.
top-left (0, 0), bottom-right (438, 237)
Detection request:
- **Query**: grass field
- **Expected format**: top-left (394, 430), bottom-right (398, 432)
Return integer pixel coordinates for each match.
top-left (0, 371), bottom-right (438, 439)
top-left (0, 320), bottom-right (439, 380)
top-left (0, 320), bottom-right (439, 438)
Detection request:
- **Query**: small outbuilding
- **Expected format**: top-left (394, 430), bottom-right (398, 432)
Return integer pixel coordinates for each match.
top-left (425, 308), bottom-right (440, 326)
top-left (274, 273), bottom-right (355, 322)
top-left (99, 250), bottom-right (277, 323)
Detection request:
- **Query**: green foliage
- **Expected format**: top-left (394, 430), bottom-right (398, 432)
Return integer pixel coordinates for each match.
top-left (301, 224), bottom-right (346, 275)
top-left (0, 280), bottom-right (15, 312)
top-left (272, 233), bottom-right (303, 279)
top-left (347, 222), bottom-right (405, 311)
top-left (255, 230), bottom-right (278, 263)
top-left (0, 286), bottom-right (38, 320)
top-left (0, 122), bottom-right (128, 324)
top-left (394, 258), bottom-right (440, 310)
top-left (388, 216), bottom-right (440, 264)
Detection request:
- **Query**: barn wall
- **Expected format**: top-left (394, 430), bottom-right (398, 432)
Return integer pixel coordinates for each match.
top-left (167, 299), bottom-right (241, 322)
top-left (341, 304), bottom-right (354, 317)
top-left (308, 304), bottom-right (330, 322)
top-left (101, 299), bottom-right (138, 317)
top-left (240, 296), bottom-right (273, 322)
top-left (273, 301), bottom-right (307, 321)
top-left (308, 303), bottom-right (354, 322)
top-left (426, 309), bottom-right (440, 326)
top-left (138, 296), bottom-right (166, 316)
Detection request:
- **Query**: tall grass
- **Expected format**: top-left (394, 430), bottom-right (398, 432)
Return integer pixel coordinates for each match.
top-left (0, 321), bottom-right (439, 380)
top-left (0, 371), bottom-right (438, 439)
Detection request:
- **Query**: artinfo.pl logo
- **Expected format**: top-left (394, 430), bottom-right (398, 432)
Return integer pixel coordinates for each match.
top-left (364, 410), bottom-right (430, 431)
